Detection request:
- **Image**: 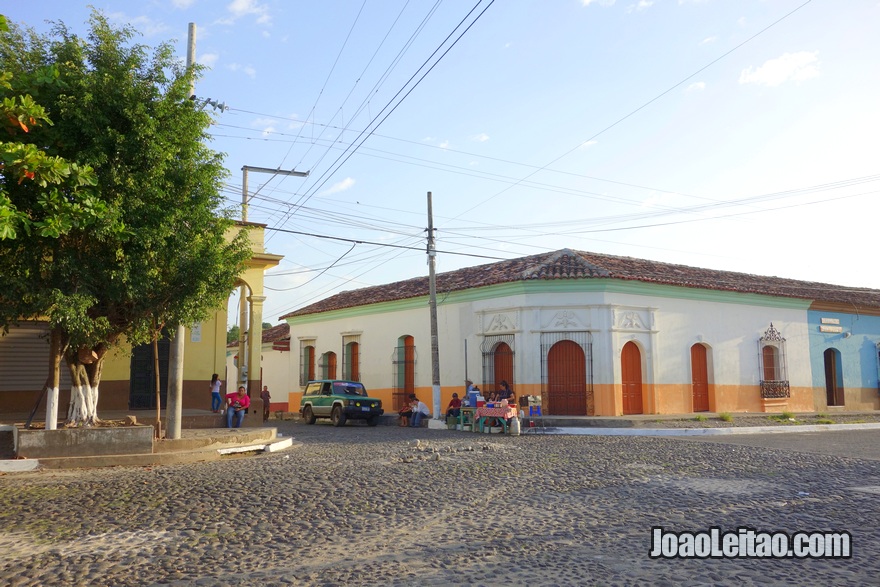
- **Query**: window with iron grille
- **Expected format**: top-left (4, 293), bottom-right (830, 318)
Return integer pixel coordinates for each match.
top-left (758, 323), bottom-right (790, 398)
top-left (319, 351), bottom-right (337, 379)
top-left (342, 334), bottom-right (361, 381)
top-left (480, 334), bottom-right (515, 395)
top-left (299, 339), bottom-right (316, 386)
top-left (390, 335), bottom-right (416, 411)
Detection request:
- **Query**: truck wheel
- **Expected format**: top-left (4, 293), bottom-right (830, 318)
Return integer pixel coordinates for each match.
top-left (302, 406), bottom-right (316, 425)
top-left (331, 406), bottom-right (347, 427)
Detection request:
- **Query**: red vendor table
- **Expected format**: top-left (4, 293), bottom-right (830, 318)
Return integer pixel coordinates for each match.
top-left (474, 405), bottom-right (518, 433)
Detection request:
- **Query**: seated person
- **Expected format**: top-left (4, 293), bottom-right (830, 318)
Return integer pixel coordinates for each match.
top-left (226, 386), bottom-right (251, 429)
top-left (446, 393), bottom-right (462, 419)
top-left (410, 395), bottom-right (431, 427)
top-left (399, 393), bottom-right (416, 427)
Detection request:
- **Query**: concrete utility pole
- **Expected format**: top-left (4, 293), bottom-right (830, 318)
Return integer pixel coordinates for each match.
top-left (427, 192), bottom-right (441, 419)
top-left (166, 22), bottom-right (198, 440)
top-left (238, 165), bottom-right (308, 397)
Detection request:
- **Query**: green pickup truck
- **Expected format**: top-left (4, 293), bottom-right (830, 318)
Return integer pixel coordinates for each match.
top-left (299, 379), bottom-right (384, 427)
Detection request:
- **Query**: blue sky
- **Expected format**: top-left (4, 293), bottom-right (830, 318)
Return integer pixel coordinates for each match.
top-left (6, 0), bottom-right (880, 324)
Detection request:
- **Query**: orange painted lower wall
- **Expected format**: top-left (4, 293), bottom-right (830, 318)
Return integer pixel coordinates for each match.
top-left (814, 386), bottom-right (880, 412)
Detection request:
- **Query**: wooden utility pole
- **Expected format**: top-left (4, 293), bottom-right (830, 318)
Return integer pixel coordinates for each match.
top-left (427, 192), bottom-right (441, 419)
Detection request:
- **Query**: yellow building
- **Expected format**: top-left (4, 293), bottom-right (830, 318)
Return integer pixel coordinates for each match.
top-left (0, 222), bottom-right (280, 417)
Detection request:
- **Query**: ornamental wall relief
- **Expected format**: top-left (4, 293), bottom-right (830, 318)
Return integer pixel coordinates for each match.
top-left (544, 309), bottom-right (586, 330)
top-left (486, 313), bottom-right (516, 332)
top-left (614, 309), bottom-right (650, 330)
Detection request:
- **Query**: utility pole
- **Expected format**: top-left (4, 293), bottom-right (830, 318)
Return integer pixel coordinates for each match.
top-left (165, 22), bottom-right (198, 440)
top-left (238, 165), bottom-right (308, 399)
top-left (427, 192), bottom-right (441, 419)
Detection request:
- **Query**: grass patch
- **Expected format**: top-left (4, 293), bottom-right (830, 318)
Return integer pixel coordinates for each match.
top-left (815, 419), bottom-right (835, 425)
top-left (718, 412), bottom-right (733, 422)
top-left (769, 411), bottom-right (797, 422)
top-left (693, 415), bottom-right (708, 422)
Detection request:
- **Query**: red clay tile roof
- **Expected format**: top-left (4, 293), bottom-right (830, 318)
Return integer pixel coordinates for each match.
top-left (227, 323), bottom-right (289, 348)
top-left (280, 249), bottom-right (880, 318)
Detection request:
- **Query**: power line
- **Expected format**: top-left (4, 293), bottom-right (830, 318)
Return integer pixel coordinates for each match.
top-left (454, 0), bottom-right (816, 218)
top-left (264, 225), bottom-right (506, 260)
top-left (268, 0), bottom-right (496, 233)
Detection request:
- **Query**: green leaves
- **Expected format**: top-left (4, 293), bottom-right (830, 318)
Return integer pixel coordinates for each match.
top-left (0, 9), bottom-right (251, 359)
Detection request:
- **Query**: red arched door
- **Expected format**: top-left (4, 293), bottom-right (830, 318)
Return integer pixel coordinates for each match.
top-left (621, 341), bottom-right (643, 415)
top-left (547, 340), bottom-right (586, 415)
top-left (493, 342), bottom-right (514, 393)
top-left (691, 344), bottom-right (709, 412)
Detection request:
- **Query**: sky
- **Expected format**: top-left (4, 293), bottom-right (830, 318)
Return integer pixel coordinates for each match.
top-left (5, 0), bottom-right (880, 326)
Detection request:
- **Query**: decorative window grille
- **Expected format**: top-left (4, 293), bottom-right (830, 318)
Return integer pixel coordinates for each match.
top-left (480, 334), bottom-right (515, 394)
top-left (319, 351), bottom-right (337, 379)
top-left (758, 323), bottom-right (790, 398)
top-left (342, 335), bottom-right (361, 381)
top-left (390, 336), bottom-right (417, 411)
top-left (298, 339), bottom-right (316, 386)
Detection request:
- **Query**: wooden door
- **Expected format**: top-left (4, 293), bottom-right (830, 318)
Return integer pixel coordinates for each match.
top-left (621, 341), bottom-right (643, 415)
top-left (824, 348), bottom-right (844, 406)
top-left (691, 344), bottom-right (709, 412)
top-left (547, 340), bottom-right (586, 415)
top-left (129, 337), bottom-right (169, 409)
top-left (493, 342), bottom-right (514, 393)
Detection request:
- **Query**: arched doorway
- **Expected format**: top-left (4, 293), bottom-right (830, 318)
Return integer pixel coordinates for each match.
top-left (547, 340), bottom-right (586, 415)
top-left (824, 348), bottom-right (844, 406)
top-left (621, 341), bottom-right (643, 415)
top-left (691, 343), bottom-right (709, 412)
top-left (493, 341), bottom-right (514, 393)
top-left (393, 335), bottom-right (415, 411)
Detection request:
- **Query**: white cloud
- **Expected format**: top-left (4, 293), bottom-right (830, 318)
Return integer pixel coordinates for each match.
top-left (228, 62), bottom-right (257, 78)
top-left (227, 0), bottom-right (272, 24)
top-left (579, 140), bottom-right (598, 149)
top-left (260, 125), bottom-right (276, 137)
top-left (172, 0), bottom-right (196, 8)
top-left (629, 0), bottom-right (654, 11)
top-left (699, 36), bottom-right (717, 45)
top-left (439, 140), bottom-right (450, 149)
top-left (582, 0), bottom-right (616, 6)
top-left (322, 177), bottom-right (356, 195)
top-left (470, 133), bottom-right (490, 142)
top-left (685, 81), bottom-right (706, 92)
top-left (739, 51), bottom-right (820, 87)
top-left (108, 13), bottom-right (168, 37)
top-left (199, 53), bottom-right (219, 67)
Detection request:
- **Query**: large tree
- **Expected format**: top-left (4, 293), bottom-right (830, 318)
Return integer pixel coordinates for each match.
top-left (0, 12), bottom-right (252, 425)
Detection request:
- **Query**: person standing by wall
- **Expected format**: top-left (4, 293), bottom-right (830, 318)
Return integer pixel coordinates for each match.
top-left (260, 385), bottom-right (271, 421)
top-left (210, 373), bottom-right (222, 413)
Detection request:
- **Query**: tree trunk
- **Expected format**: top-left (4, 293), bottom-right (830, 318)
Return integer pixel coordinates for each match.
top-left (65, 344), bottom-right (107, 427)
top-left (44, 328), bottom-right (67, 430)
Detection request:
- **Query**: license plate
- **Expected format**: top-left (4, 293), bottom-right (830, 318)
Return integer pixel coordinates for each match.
top-left (361, 407), bottom-right (370, 412)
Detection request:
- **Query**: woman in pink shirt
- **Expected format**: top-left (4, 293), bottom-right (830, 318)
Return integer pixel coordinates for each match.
top-left (226, 386), bottom-right (251, 428)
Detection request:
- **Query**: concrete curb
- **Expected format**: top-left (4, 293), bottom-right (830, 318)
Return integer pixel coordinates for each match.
top-left (0, 459), bottom-right (39, 473)
top-left (0, 436), bottom-right (301, 472)
top-left (542, 422), bottom-right (880, 436)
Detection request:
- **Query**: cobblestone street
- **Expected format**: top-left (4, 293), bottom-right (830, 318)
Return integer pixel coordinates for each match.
top-left (1, 422), bottom-right (878, 586)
